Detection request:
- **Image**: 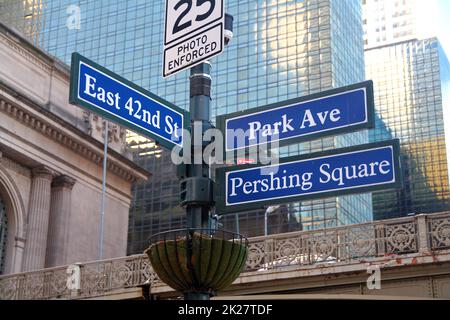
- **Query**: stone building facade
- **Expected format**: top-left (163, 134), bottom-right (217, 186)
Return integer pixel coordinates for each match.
top-left (0, 22), bottom-right (149, 274)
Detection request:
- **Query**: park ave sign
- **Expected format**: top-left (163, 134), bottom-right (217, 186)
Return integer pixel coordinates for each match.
top-left (217, 81), bottom-right (375, 155)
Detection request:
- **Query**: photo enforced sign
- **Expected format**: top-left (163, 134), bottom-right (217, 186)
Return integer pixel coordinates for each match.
top-left (163, 0), bottom-right (224, 77)
top-left (164, 23), bottom-right (223, 77)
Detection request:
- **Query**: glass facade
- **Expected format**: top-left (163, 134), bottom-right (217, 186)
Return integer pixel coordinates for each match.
top-left (0, 0), bottom-right (372, 254)
top-left (366, 38), bottom-right (450, 220)
top-left (362, 0), bottom-right (418, 49)
top-left (0, 0), bottom-right (44, 43)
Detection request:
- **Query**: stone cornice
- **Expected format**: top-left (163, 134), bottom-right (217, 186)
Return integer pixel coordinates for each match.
top-left (0, 22), bottom-right (69, 79)
top-left (0, 89), bottom-right (150, 184)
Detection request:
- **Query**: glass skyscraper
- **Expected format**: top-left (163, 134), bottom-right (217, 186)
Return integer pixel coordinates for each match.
top-left (362, 0), bottom-right (419, 49)
top-left (362, 0), bottom-right (450, 220)
top-left (0, 0), bottom-right (372, 254)
top-left (366, 38), bottom-right (450, 219)
top-left (0, 0), bottom-right (44, 43)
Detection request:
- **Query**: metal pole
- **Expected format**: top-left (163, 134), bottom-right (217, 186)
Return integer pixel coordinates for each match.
top-left (178, 13), bottom-right (233, 301)
top-left (183, 62), bottom-right (213, 300)
top-left (99, 120), bottom-right (108, 260)
top-left (264, 210), bottom-right (268, 237)
top-left (186, 62), bottom-right (212, 231)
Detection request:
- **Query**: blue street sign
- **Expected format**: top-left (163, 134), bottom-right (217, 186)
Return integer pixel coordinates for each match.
top-left (215, 140), bottom-right (402, 215)
top-left (217, 81), bottom-right (374, 155)
top-left (69, 53), bottom-right (189, 150)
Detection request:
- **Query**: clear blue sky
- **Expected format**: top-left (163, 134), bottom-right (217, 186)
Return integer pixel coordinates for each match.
top-left (417, 0), bottom-right (450, 55)
top-left (437, 0), bottom-right (450, 56)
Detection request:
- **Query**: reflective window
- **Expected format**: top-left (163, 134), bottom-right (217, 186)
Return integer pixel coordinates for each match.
top-left (366, 38), bottom-right (450, 219)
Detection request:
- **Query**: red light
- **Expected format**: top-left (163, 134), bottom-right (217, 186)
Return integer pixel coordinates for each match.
top-left (237, 158), bottom-right (256, 165)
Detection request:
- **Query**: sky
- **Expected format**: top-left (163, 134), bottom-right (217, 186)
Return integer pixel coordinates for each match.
top-left (416, 0), bottom-right (450, 179)
top-left (416, 0), bottom-right (450, 180)
top-left (416, 0), bottom-right (450, 56)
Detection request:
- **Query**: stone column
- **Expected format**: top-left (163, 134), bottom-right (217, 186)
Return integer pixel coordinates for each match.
top-left (12, 237), bottom-right (26, 274)
top-left (22, 166), bottom-right (53, 272)
top-left (416, 214), bottom-right (430, 253)
top-left (45, 175), bottom-right (76, 268)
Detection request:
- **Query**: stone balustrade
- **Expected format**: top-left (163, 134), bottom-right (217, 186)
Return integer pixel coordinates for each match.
top-left (1, 212), bottom-right (449, 300)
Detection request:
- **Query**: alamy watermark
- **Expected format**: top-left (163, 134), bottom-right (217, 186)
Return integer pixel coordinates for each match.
top-left (67, 5), bottom-right (81, 30)
top-left (66, 264), bottom-right (81, 290)
top-left (366, 265), bottom-right (381, 290)
top-left (170, 124), bottom-right (281, 174)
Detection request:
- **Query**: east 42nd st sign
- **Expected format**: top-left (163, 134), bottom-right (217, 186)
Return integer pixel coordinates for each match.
top-left (69, 53), bottom-right (189, 150)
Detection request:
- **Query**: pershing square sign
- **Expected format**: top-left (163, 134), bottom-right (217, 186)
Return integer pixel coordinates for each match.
top-left (215, 139), bottom-right (402, 214)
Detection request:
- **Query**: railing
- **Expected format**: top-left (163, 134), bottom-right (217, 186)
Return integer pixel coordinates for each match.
top-left (0, 255), bottom-right (156, 300)
top-left (1, 212), bottom-right (450, 300)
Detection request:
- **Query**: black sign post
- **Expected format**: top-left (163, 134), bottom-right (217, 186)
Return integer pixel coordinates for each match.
top-left (184, 63), bottom-right (214, 232)
top-left (145, 0), bottom-right (243, 301)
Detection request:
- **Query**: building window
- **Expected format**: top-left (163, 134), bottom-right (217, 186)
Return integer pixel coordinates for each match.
top-left (0, 196), bottom-right (7, 275)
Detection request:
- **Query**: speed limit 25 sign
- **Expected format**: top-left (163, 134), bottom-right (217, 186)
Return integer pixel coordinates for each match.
top-left (163, 0), bottom-right (224, 78)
